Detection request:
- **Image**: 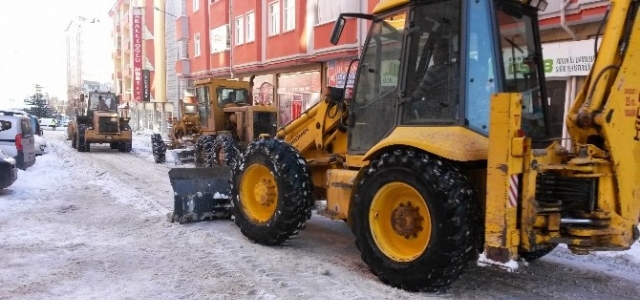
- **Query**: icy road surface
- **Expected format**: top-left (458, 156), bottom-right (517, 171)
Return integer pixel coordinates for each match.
top-left (1, 130), bottom-right (640, 300)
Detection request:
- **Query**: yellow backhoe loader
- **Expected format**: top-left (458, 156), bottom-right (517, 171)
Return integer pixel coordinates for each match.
top-left (168, 0), bottom-right (640, 292)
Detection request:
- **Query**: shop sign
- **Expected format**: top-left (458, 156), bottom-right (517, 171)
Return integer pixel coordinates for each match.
top-left (131, 8), bottom-right (143, 102)
top-left (504, 39), bottom-right (602, 78)
top-left (327, 59), bottom-right (358, 88)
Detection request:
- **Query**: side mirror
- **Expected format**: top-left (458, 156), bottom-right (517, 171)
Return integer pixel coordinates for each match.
top-left (330, 15), bottom-right (346, 45)
top-left (0, 121), bottom-right (11, 132)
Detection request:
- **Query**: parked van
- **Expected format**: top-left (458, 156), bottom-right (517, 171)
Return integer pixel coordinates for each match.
top-left (0, 114), bottom-right (36, 170)
top-left (0, 110), bottom-right (47, 156)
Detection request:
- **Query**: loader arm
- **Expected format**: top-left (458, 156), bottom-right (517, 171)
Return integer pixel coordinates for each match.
top-left (565, 0), bottom-right (640, 224)
top-left (276, 92), bottom-right (349, 159)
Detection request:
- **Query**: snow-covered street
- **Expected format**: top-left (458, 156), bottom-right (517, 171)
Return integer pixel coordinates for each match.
top-left (1, 130), bottom-right (640, 300)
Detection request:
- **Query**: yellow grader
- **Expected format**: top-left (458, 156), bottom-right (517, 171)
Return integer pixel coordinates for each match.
top-left (168, 0), bottom-right (640, 292)
top-left (151, 101), bottom-right (200, 164)
top-left (152, 76), bottom-right (277, 166)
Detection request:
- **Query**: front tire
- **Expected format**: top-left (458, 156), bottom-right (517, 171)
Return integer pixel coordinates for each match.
top-left (212, 135), bottom-right (240, 167)
top-left (194, 135), bottom-right (214, 167)
top-left (118, 141), bottom-right (132, 153)
top-left (230, 139), bottom-right (313, 245)
top-left (350, 148), bottom-right (481, 292)
top-left (151, 134), bottom-right (166, 163)
top-left (76, 125), bottom-right (89, 152)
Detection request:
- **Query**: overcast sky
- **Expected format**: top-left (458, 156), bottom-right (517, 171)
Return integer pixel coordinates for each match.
top-left (0, 0), bottom-right (114, 106)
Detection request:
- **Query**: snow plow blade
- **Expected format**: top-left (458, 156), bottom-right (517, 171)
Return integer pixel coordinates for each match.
top-left (167, 167), bottom-right (233, 223)
top-left (171, 149), bottom-right (196, 165)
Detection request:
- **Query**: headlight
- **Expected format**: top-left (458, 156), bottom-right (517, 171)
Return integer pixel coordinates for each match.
top-left (111, 118), bottom-right (118, 122)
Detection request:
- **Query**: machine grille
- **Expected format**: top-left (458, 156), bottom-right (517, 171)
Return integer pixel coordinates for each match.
top-left (535, 173), bottom-right (596, 213)
top-left (253, 112), bottom-right (277, 139)
top-left (98, 117), bottom-right (120, 134)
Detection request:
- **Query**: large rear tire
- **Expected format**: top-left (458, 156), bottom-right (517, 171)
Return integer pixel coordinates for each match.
top-left (350, 148), bottom-right (481, 292)
top-left (230, 139), bottom-right (313, 245)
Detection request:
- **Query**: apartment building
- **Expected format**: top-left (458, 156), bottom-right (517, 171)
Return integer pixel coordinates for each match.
top-left (175, 0), bottom-right (608, 132)
top-left (176, 0), bottom-right (374, 126)
top-left (107, 0), bottom-right (598, 140)
top-left (109, 0), bottom-right (179, 132)
top-left (64, 20), bottom-right (83, 105)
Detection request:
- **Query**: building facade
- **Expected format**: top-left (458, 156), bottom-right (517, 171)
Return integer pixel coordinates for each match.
top-left (537, 0), bottom-right (608, 145)
top-left (175, 0), bottom-right (607, 134)
top-left (176, 0), bottom-right (374, 127)
top-left (110, 0), bottom-right (178, 133)
top-left (102, 0), bottom-right (605, 140)
top-left (65, 20), bottom-right (83, 107)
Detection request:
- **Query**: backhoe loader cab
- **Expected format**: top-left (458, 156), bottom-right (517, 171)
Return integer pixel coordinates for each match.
top-left (334, 0), bottom-right (550, 154)
top-left (169, 0), bottom-right (640, 293)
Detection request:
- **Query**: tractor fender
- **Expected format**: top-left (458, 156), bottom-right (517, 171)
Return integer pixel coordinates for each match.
top-left (363, 126), bottom-right (489, 163)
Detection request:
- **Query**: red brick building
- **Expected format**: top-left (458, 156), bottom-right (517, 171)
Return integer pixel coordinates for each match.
top-left (109, 0), bottom-right (157, 103)
top-left (176, 0), bottom-right (378, 126)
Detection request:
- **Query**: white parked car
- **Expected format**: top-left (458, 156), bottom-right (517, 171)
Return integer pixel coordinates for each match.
top-left (0, 110), bottom-right (47, 156)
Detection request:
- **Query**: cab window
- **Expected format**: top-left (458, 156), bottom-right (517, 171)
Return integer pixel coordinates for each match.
top-left (217, 88), bottom-right (249, 107)
top-left (196, 86), bottom-right (210, 126)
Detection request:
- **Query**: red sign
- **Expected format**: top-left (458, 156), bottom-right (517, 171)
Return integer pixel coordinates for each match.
top-left (132, 13), bottom-right (143, 102)
top-left (292, 94), bottom-right (303, 120)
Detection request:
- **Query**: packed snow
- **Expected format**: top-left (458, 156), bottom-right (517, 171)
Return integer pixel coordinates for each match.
top-left (1, 130), bottom-right (640, 299)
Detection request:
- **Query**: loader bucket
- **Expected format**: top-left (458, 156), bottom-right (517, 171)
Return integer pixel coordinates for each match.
top-left (167, 167), bottom-right (233, 223)
top-left (171, 149), bottom-right (196, 165)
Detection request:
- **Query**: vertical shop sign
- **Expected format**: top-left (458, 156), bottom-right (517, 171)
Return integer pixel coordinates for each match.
top-left (143, 70), bottom-right (151, 101)
top-left (132, 9), bottom-right (143, 102)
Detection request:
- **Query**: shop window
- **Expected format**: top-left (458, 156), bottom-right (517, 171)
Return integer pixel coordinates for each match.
top-left (545, 80), bottom-right (566, 138)
top-left (277, 71), bottom-right (321, 126)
